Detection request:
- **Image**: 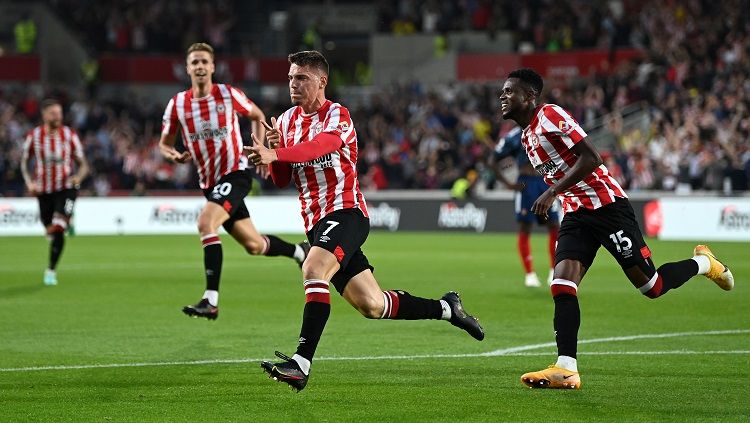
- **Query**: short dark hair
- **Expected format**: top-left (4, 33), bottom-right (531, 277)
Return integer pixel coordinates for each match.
top-left (288, 50), bottom-right (329, 75)
top-left (40, 99), bottom-right (61, 110)
top-left (187, 42), bottom-right (214, 60)
top-left (508, 68), bottom-right (544, 97)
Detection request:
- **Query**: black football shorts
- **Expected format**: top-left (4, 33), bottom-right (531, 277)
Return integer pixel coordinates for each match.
top-left (37, 188), bottom-right (77, 227)
top-left (202, 169), bottom-right (252, 232)
top-left (555, 197), bottom-right (654, 271)
top-left (306, 208), bottom-right (374, 294)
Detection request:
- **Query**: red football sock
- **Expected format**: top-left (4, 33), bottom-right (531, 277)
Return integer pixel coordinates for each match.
top-left (518, 232), bottom-right (533, 273)
top-left (548, 226), bottom-right (559, 268)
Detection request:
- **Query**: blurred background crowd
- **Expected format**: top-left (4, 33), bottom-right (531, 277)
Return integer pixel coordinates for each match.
top-left (1, 0), bottom-right (748, 196)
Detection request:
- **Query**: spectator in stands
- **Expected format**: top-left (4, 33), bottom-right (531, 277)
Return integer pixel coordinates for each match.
top-left (14, 13), bottom-right (36, 54)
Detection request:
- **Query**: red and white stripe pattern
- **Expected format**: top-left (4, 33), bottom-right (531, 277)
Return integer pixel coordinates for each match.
top-left (50, 215), bottom-right (68, 232)
top-left (201, 233), bottom-right (221, 247)
top-left (260, 235), bottom-right (270, 255)
top-left (23, 125), bottom-right (84, 194)
top-left (550, 278), bottom-right (578, 297)
top-left (639, 272), bottom-right (664, 299)
top-left (277, 100), bottom-right (368, 232)
top-left (522, 104), bottom-right (627, 213)
top-left (304, 279), bottom-right (330, 304)
top-left (380, 290), bottom-right (401, 319)
top-left (162, 84), bottom-right (254, 189)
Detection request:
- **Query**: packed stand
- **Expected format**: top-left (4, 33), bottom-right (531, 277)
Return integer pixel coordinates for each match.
top-left (2, 1), bottom-right (749, 196)
top-left (377, 0), bottom-right (635, 51)
top-left (50, 0), bottom-right (236, 54)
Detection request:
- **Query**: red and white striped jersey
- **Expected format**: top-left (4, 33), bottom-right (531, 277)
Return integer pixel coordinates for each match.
top-left (161, 84), bottom-right (254, 189)
top-left (277, 100), bottom-right (368, 232)
top-left (23, 125), bottom-right (84, 194)
top-left (521, 103), bottom-right (627, 213)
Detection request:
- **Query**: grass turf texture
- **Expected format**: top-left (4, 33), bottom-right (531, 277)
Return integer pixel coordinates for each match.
top-left (0, 233), bottom-right (747, 422)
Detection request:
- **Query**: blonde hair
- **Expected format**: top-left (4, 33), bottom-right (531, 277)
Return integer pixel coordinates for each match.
top-left (187, 42), bottom-right (214, 60)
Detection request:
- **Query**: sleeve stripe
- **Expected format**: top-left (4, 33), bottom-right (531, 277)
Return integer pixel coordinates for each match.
top-left (162, 97), bottom-right (180, 136)
top-left (230, 86), bottom-right (254, 114)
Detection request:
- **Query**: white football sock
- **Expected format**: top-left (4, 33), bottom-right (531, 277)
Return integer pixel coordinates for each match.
top-left (292, 354), bottom-right (310, 375)
top-left (555, 355), bottom-right (578, 372)
top-left (439, 300), bottom-right (452, 320)
top-left (202, 290), bottom-right (219, 306)
top-left (692, 255), bottom-right (710, 275)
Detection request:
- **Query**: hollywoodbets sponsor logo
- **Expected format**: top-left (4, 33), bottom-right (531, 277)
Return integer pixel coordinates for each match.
top-left (368, 202), bottom-right (401, 231)
top-left (150, 204), bottom-right (201, 224)
top-left (188, 126), bottom-right (228, 142)
top-left (437, 202), bottom-right (487, 232)
top-left (718, 205), bottom-right (750, 230)
top-left (291, 153), bottom-right (333, 169)
top-left (535, 160), bottom-right (558, 176)
top-left (0, 204), bottom-right (39, 225)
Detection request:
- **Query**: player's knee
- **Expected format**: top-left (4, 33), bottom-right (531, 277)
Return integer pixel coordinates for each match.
top-left (196, 215), bottom-right (217, 235)
top-left (301, 258), bottom-right (327, 280)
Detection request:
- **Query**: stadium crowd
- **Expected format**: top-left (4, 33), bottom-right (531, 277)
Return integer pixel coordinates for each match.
top-left (1, 0), bottom-right (749, 196)
top-left (51, 0), bottom-right (236, 54)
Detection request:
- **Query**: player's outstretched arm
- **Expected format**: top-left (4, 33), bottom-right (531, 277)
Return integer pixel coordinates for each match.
top-left (530, 138), bottom-right (602, 216)
top-left (158, 132), bottom-right (191, 164)
top-left (246, 132), bottom-right (341, 167)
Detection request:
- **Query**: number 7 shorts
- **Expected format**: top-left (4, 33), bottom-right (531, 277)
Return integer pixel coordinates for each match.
top-left (554, 197), bottom-right (653, 270)
top-left (306, 208), bottom-right (375, 295)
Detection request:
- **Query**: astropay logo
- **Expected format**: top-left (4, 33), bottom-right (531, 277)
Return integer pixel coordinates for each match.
top-left (150, 204), bottom-right (201, 224)
top-left (0, 204), bottom-right (39, 226)
top-left (718, 205), bottom-right (750, 230)
top-left (368, 202), bottom-right (401, 231)
top-left (437, 202), bottom-right (487, 232)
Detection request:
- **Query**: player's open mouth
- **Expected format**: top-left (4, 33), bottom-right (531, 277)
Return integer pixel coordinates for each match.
top-left (501, 103), bottom-right (509, 113)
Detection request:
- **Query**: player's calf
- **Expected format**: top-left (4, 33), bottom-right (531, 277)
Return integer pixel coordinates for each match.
top-left (375, 290), bottom-right (485, 341)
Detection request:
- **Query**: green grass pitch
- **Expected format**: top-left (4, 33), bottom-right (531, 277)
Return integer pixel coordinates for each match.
top-left (1, 232), bottom-right (748, 422)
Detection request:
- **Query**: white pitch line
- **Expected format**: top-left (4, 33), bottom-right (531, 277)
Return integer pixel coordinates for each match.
top-left (1, 329), bottom-right (748, 373)
top-left (481, 328), bottom-right (750, 356)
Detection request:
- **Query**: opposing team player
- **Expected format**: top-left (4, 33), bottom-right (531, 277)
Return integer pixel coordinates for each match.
top-left (246, 51), bottom-right (484, 391)
top-left (494, 125), bottom-right (559, 287)
top-left (159, 43), bottom-right (309, 320)
top-left (499, 68), bottom-right (733, 389)
top-left (21, 99), bottom-right (89, 286)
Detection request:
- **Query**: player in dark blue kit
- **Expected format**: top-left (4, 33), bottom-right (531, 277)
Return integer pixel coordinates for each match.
top-left (494, 126), bottom-right (559, 287)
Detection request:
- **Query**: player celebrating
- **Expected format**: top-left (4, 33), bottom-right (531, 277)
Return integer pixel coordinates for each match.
top-left (246, 50), bottom-right (484, 391)
top-left (21, 99), bottom-right (89, 286)
top-left (494, 125), bottom-right (559, 287)
top-left (499, 68), bottom-right (734, 389)
top-left (159, 43), bottom-right (309, 320)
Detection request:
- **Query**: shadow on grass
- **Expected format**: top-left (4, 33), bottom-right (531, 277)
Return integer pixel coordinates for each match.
top-left (0, 284), bottom-right (46, 298)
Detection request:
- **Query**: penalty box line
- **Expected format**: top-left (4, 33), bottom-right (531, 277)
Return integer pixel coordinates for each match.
top-left (1, 329), bottom-right (748, 373)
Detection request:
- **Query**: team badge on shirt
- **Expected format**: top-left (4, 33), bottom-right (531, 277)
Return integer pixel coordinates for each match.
top-left (217, 104), bottom-right (225, 113)
top-left (559, 121), bottom-right (571, 133)
top-left (313, 122), bottom-right (324, 136)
